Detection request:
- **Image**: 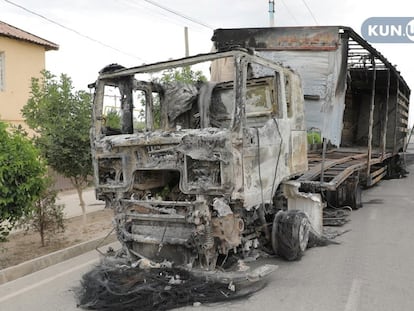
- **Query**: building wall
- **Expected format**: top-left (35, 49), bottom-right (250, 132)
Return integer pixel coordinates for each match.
top-left (0, 36), bottom-right (45, 128)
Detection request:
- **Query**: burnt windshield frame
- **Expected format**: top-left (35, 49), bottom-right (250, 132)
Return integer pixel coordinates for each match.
top-left (93, 50), bottom-right (288, 136)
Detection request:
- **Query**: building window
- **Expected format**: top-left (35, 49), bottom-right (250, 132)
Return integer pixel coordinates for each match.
top-left (0, 52), bottom-right (4, 91)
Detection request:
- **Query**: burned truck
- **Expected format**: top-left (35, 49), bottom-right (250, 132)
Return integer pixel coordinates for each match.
top-left (210, 26), bottom-right (410, 212)
top-left (90, 26), bottom-right (410, 272)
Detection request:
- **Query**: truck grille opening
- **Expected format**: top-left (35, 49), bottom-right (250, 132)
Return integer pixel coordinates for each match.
top-left (133, 170), bottom-right (189, 201)
top-left (98, 157), bottom-right (123, 185)
top-left (186, 156), bottom-right (222, 188)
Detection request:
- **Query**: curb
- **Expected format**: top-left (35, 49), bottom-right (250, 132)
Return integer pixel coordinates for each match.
top-left (0, 234), bottom-right (117, 285)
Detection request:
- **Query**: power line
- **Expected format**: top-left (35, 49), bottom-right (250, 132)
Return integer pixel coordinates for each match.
top-left (300, 0), bottom-right (319, 25)
top-left (122, 0), bottom-right (189, 29)
top-left (3, 0), bottom-right (147, 62)
top-left (141, 0), bottom-right (215, 30)
top-left (119, 0), bottom-right (208, 33)
top-left (280, 0), bottom-right (300, 25)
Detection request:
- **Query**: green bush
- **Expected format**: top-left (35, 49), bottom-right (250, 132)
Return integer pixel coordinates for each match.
top-left (0, 122), bottom-right (46, 240)
top-left (307, 132), bottom-right (322, 145)
top-left (19, 182), bottom-right (65, 247)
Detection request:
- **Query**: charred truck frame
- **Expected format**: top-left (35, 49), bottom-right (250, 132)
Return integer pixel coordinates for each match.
top-left (90, 26), bottom-right (410, 273)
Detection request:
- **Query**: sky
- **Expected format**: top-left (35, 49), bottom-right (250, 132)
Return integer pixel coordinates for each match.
top-left (1, 0), bottom-right (414, 123)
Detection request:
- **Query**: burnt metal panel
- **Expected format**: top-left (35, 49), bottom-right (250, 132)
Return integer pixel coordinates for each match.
top-left (252, 47), bottom-right (347, 146)
top-left (212, 27), bottom-right (341, 51)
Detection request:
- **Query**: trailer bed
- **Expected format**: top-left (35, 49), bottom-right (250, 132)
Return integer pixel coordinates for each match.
top-left (298, 148), bottom-right (392, 192)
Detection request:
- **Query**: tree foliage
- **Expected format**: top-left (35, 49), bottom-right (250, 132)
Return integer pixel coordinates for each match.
top-left (19, 181), bottom-right (65, 247)
top-left (23, 71), bottom-right (92, 183)
top-left (22, 71), bottom-right (93, 226)
top-left (159, 66), bottom-right (207, 84)
top-left (0, 122), bottom-right (46, 240)
top-left (104, 109), bottom-right (121, 129)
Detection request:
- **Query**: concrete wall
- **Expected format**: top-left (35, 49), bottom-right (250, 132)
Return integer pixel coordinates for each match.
top-left (0, 36), bottom-right (45, 128)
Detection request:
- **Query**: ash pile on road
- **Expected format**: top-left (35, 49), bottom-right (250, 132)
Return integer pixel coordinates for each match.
top-left (76, 258), bottom-right (265, 311)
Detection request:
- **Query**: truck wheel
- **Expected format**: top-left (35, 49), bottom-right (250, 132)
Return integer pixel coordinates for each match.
top-left (271, 210), bottom-right (310, 261)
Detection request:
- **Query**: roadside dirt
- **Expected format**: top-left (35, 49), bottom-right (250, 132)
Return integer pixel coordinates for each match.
top-left (0, 209), bottom-right (114, 270)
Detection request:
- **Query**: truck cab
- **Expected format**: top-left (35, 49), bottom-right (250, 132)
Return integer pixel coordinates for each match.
top-left (90, 49), bottom-right (309, 270)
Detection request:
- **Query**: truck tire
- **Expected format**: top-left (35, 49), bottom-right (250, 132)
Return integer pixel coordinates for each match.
top-left (271, 210), bottom-right (310, 261)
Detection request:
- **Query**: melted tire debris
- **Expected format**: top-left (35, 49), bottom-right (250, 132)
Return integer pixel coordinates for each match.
top-left (77, 260), bottom-right (264, 311)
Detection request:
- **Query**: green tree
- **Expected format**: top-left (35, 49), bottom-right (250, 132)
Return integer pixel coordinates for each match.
top-left (22, 71), bottom-right (92, 228)
top-left (0, 122), bottom-right (46, 241)
top-left (19, 181), bottom-right (65, 247)
top-left (160, 66), bottom-right (207, 84)
top-left (104, 109), bottom-right (121, 129)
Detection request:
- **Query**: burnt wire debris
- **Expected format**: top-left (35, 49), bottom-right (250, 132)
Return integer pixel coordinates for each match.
top-left (76, 226), bottom-right (341, 311)
top-left (76, 258), bottom-right (269, 311)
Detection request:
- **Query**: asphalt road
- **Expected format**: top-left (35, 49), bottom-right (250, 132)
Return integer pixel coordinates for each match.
top-left (1, 165), bottom-right (414, 311)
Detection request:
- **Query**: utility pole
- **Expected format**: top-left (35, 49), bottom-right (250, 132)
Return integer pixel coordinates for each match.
top-left (184, 26), bottom-right (189, 57)
top-left (269, 0), bottom-right (275, 27)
